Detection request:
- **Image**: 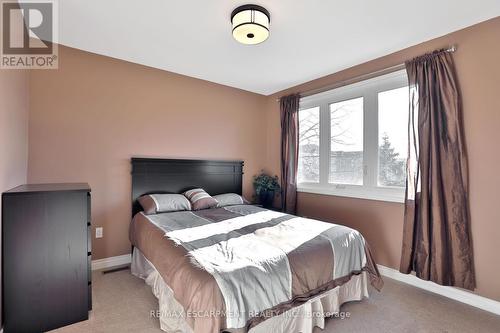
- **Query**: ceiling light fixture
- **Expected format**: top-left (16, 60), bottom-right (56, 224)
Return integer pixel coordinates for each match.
top-left (231, 4), bottom-right (270, 45)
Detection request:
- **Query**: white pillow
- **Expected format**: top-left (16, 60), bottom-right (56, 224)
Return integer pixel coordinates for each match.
top-left (213, 193), bottom-right (247, 207)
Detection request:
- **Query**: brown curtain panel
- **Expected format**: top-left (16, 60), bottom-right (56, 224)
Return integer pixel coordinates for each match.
top-left (400, 49), bottom-right (475, 290)
top-left (280, 93), bottom-right (300, 214)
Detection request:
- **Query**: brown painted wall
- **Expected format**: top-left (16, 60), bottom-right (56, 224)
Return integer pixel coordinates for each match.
top-left (28, 46), bottom-right (268, 260)
top-left (0, 71), bottom-right (28, 198)
top-left (0, 70), bottom-right (29, 325)
top-left (26, 18), bottom-right (500, 301)
top-left (265, 17), bottom-right (500, 301)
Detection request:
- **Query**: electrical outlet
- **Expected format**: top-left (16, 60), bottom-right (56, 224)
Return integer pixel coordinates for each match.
top-left (95, 227), bottom-right (103, 239)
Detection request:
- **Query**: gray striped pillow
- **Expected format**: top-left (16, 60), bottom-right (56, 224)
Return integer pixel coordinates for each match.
top-left (183, 188), bottom-right (218, 211)
top-left (138, 194), bottom-right (191, 215)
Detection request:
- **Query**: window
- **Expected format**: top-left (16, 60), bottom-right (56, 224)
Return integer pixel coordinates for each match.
top-left (298, 107), bottom-right (320, 183)
top-left (329, 97), bottom-right (364, 185)
top-left (297, 70), bottom-right (409, 203)
top-left (378, 87), bottom-right (409, 187)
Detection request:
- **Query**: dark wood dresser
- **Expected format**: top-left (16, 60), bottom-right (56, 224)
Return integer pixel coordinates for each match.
top-left (2, 183), bottom-right (92, 332)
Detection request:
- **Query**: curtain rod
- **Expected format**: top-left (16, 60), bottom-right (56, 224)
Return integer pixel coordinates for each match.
top-left (276, 45), bottom-right (457, 102)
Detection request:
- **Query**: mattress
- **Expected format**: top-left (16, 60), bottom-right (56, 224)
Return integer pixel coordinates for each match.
top-left (132, 248), bottom-right (369, 333)
top-left (129, 204), bottom-right (382, 333)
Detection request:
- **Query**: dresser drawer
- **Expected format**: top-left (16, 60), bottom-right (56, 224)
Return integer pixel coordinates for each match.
top-left (87, 192), bottom-right (91, 223)
top-left (87, 224), bottom-right (92, 253)
top-left (88, 284), bottom-right (92, 311)
top-left (87, 254), bottom-right (92, 284)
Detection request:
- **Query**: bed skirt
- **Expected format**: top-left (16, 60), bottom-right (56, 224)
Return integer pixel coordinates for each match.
top-left (131, 248), bottom-right (369, 333)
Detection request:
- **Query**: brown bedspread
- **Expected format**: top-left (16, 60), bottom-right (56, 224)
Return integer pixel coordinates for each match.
top-left (130, 205), bottom-right (382, 333)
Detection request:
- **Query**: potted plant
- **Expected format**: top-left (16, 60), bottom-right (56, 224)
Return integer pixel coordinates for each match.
top-left (253, 172), bottom-right (280, 209)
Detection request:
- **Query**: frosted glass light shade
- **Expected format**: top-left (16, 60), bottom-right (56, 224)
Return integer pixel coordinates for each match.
top-left (231, 5), bottom-right (270, 45)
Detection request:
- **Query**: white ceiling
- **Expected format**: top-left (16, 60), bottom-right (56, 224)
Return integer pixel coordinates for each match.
top-left (58, 1), bottom-right (500, 95)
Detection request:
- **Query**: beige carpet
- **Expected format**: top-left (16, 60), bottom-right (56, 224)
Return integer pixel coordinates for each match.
top-left (50, 269), bottom-right (500, 333)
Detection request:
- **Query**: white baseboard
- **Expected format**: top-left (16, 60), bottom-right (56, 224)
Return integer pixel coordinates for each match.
top-left (91, 254), bottom-right (131, 271)
top-left (89, 256), bottom-right (500, 316)
top-left (377, 264), bottom-right (500, 316)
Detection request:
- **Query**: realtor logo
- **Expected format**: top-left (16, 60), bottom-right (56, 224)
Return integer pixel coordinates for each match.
top-left (1, 0), bottom-right (58, 69)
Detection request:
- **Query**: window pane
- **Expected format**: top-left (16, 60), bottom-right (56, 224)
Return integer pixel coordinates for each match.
top-left (329, 97), bottom-right (363, 185)
top-left (378, 87), bottom-right (409, 187)
top-left (298, 107), bottom-right (320, 183)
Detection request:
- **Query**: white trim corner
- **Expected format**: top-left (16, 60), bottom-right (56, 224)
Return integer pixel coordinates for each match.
top-left (377, 265), bottom-right (500, 316)
top-left (91, 254), bottom-right (131, 271)
top-left (297, 185), bottom-right (405, 203)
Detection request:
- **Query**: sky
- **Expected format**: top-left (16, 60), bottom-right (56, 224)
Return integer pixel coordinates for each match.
top-left (378, 86), bottom-right (409, 157)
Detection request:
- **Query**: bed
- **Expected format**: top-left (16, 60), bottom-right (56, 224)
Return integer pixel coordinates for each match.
top-left (129, 158), bottom-right (383, 333)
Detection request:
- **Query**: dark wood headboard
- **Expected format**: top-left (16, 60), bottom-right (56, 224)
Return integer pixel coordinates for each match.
top-left (131, 158), bottom-right (244, 216)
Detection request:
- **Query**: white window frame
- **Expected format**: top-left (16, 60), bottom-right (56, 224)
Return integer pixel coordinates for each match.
top-left (297, 70), bottom-right (408, 203)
